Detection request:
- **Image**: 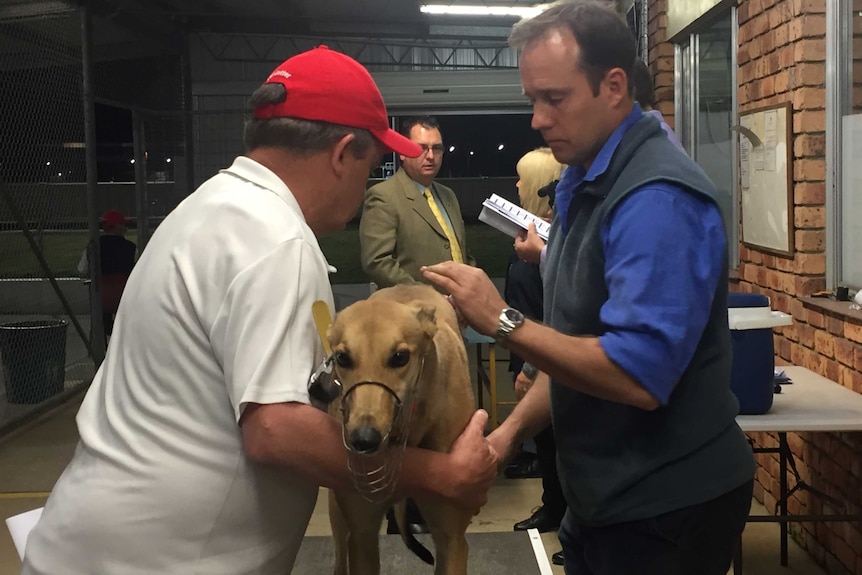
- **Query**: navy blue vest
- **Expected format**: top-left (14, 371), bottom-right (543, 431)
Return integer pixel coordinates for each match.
top-left (544, 116), bottom-right (755, 525)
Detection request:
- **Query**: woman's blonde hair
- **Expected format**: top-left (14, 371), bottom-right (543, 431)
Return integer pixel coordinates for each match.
top-left (516, 147), bottom-right (564, 217)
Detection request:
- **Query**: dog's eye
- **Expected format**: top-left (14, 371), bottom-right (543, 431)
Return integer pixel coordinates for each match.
top-left (389, 350), bottom-right (410, 368)
top-left (334, 351), bottom-right (353, 369)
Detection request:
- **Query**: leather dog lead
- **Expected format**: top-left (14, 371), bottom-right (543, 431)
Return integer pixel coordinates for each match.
top-left (312, 300), bottom-right (333, 355)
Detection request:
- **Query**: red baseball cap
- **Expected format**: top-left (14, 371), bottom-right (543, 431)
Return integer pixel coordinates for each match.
top-left (100, 210), bottom-right (128, 227)
top-left (253, 46), bottom-right (422, 158)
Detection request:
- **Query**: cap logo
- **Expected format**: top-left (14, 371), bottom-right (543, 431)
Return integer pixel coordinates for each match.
top-left (269, 70), bottom-right (292, 81)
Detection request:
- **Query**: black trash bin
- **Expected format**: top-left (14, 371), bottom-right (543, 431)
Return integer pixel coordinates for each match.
top-left (0, 320), bottom-right (68, 404)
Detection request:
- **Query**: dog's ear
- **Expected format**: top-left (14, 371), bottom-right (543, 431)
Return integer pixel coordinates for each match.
top-left (412, 304), bottom-right (438, 340)
top-left (325, 316), bottom-right (340, 349)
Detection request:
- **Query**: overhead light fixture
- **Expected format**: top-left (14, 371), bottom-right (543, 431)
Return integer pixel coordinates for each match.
top-left (420, 4), bottom-right (545, 18)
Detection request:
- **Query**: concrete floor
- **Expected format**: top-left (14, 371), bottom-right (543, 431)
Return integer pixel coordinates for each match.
top-left (0, 372), bottom-right (829, 575)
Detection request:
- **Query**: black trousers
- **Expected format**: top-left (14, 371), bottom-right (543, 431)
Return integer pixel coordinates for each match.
top-left (559, 480), bottom-right (753, 575)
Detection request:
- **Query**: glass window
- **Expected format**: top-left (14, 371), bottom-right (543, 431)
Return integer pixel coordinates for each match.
top-left (675, 9), bottom-right (738, 268)
top-left (830, 1), bottom-right (862, 287)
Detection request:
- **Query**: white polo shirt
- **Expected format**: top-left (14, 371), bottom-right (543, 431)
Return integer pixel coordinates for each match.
top-left (23, 157), bottom-right (334, 575)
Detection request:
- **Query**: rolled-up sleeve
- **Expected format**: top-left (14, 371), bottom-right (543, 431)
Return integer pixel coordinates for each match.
top-left (598, 184), bottom-right (726, 405)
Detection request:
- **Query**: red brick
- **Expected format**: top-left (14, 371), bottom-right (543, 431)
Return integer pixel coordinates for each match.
top-left (772, 24), bottom-right (790, 50)
top-left (794, 206), bottom-right (826, 228)
top-left (827, 316), bottom-right (846, 336)
top-left (792, 0), bottom-right (826, 15)
top-left (799, 321), bottom-right (817, 345)
top-left (789, 14), bottom-right (827, 40)
top-left (794, 252), bottom-right (826, 275)
top-left (794, 110), bottom-right (826, 132)
top-left (795, 229), bottom-right (825, 251)
top-left (835, 337), bottom-right (856, 366)
top-left (793, 159), bottom-right (826, 182)
top-left (845, 322), bottom-right (862, 344)
top-left (794, 182), bottom-right (826, 205)
top-left (805, 309), bottom-right (826, 328)
top-left (772, 70), bottom-right (790, 94)
top-left (795, 276), bottom-right (825, 296)
top-left (814, 330), bottom-right (835, 358)
top-left (852, 343), bottom-right (862, 371)
top-left (793, 86), bottom-right (826, 110)
top-left (794, 133), bottom-right (826, 157)
top-left (793, 62), bottom-right (826, 87)
top-left (750, 13), bottom-right (771, 37)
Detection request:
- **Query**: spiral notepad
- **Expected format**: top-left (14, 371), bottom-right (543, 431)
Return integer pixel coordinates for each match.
top-left (478, 194), bottom-right (550, 241)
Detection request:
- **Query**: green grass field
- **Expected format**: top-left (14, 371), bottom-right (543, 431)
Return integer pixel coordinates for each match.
top-left (0, 222), bottom-right (513, 282)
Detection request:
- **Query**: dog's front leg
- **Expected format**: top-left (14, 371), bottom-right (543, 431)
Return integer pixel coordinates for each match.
top-left (416, 498), bottom-right (471, 575)
top-left (336, 493), bottom-right (388, 575)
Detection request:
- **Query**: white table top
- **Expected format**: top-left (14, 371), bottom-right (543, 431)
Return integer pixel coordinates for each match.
top-left (736, 366), bottom-right (862, 432)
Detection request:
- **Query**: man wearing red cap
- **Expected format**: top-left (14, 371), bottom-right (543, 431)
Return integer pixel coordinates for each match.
top-left (23, 47), bottom-right (498, 575)
top-left (76, 210), bottom-right (137, 343)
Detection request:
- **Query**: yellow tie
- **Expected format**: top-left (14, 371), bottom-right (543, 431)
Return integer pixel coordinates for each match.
top-left (424, 187), bottom-right (463, 264)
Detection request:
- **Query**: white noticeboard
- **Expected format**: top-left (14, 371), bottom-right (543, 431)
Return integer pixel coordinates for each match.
top-left (739, 102), bottom-right (793, 257)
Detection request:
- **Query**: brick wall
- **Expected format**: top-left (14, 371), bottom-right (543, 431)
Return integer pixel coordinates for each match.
top-left (649, 0), bottom-right (862, 573)
top-left (647, 0), bottom-right (675, 127)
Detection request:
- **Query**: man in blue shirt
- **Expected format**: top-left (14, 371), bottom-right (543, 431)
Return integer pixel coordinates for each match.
top-left (423, 2), bottom-right (755, 574)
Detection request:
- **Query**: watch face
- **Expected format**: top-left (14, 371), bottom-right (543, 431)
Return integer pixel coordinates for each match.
top-left (504, 308), bottom-right (525, 323)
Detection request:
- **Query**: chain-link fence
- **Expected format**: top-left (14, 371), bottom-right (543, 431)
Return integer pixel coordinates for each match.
top-left (0, 5), bottom-right (96, 429)
top-left (0, 0), bottom-right (202, 432)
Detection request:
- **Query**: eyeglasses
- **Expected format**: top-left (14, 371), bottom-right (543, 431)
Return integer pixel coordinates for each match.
top-left (418, 144), bottom-right (445, 155)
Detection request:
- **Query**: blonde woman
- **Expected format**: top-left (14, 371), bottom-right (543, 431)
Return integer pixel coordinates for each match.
top-left (512, 149), bottom-right (559, 265)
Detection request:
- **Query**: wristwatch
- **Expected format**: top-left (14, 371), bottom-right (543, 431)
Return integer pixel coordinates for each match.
top-left (495, 307), bottom-right (525, 343)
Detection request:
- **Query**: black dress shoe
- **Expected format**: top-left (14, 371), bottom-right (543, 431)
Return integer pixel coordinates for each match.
top-left (504, 457), bottom-right (542, 479)
top-left (551, 550), bottom-right (564, 565)
top-left (513, 506), bottom-right (562, 532)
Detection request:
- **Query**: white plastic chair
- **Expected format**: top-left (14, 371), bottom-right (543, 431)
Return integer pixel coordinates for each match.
top-left (5, 507), bottom-right (43, 560)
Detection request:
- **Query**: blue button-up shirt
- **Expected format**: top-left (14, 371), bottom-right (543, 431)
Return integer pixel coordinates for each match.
top-left (555, 105), bottom-right (726, 405)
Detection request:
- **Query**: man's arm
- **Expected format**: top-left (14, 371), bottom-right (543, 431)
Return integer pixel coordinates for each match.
top-left (421, 263), bottom-right (659, 410)
top-left (423, 185), bottom-right (726, 412)
top-left (76, 246), bottom-right (90, 278)
top-left (359, 187), bottom-right (416, 287)
top-left (488, 371), bottom-right (551, 465)
top-left (241, 402), bottom-right (498, 513)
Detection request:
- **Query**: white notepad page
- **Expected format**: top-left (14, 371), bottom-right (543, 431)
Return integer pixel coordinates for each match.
top-left (478, 194), bottom-right (551, 241)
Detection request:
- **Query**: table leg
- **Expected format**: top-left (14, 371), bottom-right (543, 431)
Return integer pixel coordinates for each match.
top-left (779, 432), bottom-right (788, 566)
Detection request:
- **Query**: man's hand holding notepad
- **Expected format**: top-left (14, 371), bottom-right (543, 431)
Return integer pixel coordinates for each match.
top-left (478, 194), bottom-right (550, 241)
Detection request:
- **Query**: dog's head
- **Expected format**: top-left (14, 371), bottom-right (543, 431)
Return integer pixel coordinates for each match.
top-left (326, 298), bottom-right (437, 454)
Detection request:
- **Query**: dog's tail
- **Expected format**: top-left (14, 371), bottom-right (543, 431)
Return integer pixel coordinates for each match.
top-left (394, 500), bottom-right (434, 565)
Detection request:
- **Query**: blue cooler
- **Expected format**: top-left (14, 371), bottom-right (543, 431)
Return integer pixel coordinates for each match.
top-left (727, 293), bottom-right (792, 415)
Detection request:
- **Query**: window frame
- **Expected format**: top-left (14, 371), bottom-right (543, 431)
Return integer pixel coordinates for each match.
top-left (826, 0), bottom-right (853, 289)
top-left (673, 6), bottom-right (739, 270)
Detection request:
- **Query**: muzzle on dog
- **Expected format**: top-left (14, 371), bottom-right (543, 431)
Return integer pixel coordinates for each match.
top-left (308, 355), bottom-right (424, 503)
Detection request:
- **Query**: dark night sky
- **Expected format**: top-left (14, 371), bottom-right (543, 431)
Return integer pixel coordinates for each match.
top-left (94, 109), bottom-right (547, 182)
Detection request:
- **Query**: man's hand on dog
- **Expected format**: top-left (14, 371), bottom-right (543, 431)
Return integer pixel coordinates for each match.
top-left (421, 262), bottom-right (506, 337)
top-left (446, 409), bottom-right (500, 514)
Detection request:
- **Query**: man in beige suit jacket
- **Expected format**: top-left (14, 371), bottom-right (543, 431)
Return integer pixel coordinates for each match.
top-left (360, 116), bottom-right (474, 288)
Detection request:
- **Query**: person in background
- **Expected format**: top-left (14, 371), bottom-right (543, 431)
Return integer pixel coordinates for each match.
top-left (503, 147), bottom-right (567, 566)
top-left (77, 209), bottom-right (137, 342)
top-left (423, 2), bottom-right (754, 574)
top-left (631, 58), bottom-right (684, 151)
top-left (359, 114), bottom-right (476, 534)
top-left (359, 115), bottom-right (475, 289)
top-left (23, 46), bottom-right (498, 575)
